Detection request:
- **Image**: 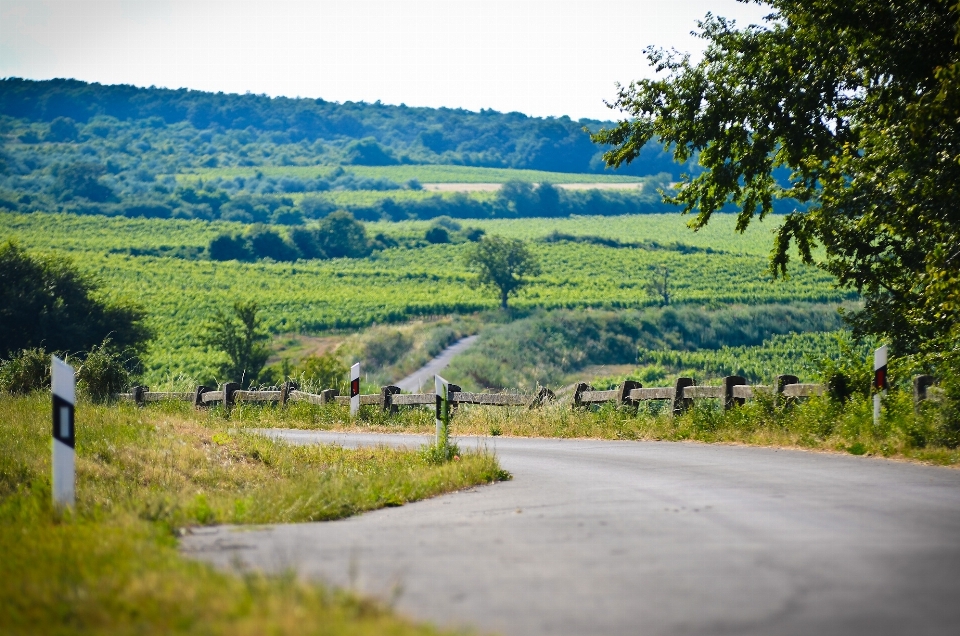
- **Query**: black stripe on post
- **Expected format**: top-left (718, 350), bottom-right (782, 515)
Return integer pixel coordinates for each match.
top-left (350, 378), bottom-right (360, 398)
top-left (52, 394), bottom-right (75, 449)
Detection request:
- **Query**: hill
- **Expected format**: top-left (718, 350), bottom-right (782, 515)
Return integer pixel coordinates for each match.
top-left (0, 77), bottom-right (684, 175)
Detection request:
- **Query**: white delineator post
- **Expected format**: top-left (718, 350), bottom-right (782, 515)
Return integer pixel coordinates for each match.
top-left (435, 374), bottom-right (450, 448)
top-left (874, 345), bottom-right (888, 426)
top-left (350, 363), bottom-right (360, 417)
top-left (51, 356), bottom-right (76, 509)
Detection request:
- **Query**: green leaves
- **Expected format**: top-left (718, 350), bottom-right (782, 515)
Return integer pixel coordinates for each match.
top-left (201, 301), bottom-right (270, 387)
top-left (462, 235), bottom-right (541, 309)
top-left (594, 0), bottom-right (960, 359)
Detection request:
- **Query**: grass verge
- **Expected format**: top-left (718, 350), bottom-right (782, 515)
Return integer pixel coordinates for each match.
top-left (1, 394), bottom-right (507, 635)
top-left (240, 390), bottom-right (960, 467)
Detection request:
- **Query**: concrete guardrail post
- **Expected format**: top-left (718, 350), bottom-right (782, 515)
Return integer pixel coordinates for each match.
top-left (280, 381), bottom-right (298, 406)
top-left (775, 374), bottom-right (799, 408)
top-left (672, 377), bottom-right (694, 416)
top-left (380, 385), bottom-right (401, 413)
top-left (448, 384), bottom-right (462, 413)
top-left (222, 382), bottom-right (240, 410)
top-left (914, 375), bottom-right (937, 411)
top-left (722, 376), bottom-right (747, 410)
top-left (572, 382), bottom-right (592, 409)
top-left (320, 388), bottom-right (337, 405)
top-left (193, 385), bottom-right (209, 408)
top-left (619, 380), bottom-right (642, 408)
top-left (528, 386), bottom-right (556, 409)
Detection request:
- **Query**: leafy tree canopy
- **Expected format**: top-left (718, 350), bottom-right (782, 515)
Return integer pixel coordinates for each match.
top-left (593, 0), bottom-right (960, 358)
top-left (0, 241), bottom-right (150, 359)
top-left (201, 300), bottom-right (270, 386)
top-left (463, 235), bottom-right (541, 309)
top-left (52, 163), bottom-right (116, 203)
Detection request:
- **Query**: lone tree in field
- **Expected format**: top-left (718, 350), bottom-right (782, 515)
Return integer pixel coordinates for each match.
top-left (202, 300), bottom-right (270, 386)
top-left (592, 0), bottom-right (960, 362)
top-left (463, 235), bottom-right (541, 310)
top-left (646, 265), bottom-right (670, 306)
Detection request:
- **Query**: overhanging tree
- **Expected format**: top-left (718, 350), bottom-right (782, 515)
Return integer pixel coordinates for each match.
top-left (592, 0), bottom-right (960, 360)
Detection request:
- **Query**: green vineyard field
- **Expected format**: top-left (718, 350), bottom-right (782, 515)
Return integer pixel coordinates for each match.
top-left (1, 211), bottom-right (852, 384)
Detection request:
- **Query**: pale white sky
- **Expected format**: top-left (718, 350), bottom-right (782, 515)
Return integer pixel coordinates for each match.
top-left (0, 0), bottom-right (770, 121)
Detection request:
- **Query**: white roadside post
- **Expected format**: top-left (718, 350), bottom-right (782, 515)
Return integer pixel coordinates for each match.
top-left (51, 356), bottom-right (76, 510)
top-left (435, 374), bottom-right (450, 449)
top-left (874, 345), bottom-right (888, 426)
top-left (350, 363), bottom-right (360, 417)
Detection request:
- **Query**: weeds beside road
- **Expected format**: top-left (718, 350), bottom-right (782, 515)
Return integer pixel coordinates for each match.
top-left (0, 394), bottom-right (504, 635)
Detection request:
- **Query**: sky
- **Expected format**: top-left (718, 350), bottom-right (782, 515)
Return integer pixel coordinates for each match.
top-left (0, 1), bottom-right (771, 121)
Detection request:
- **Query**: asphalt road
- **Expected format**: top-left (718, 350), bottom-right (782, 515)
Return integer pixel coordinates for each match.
top-left (182, 432), bottom-right (960, 636)
top-left (394, 335), bottom-right (479, 393)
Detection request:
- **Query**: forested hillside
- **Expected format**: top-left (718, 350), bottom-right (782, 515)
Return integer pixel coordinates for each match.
top-left (0, 78), bottom-right (701, 222)
top-left (0, 78), bottom-right (682, 174)
top-left (0, 79), bottom-right (814, 224)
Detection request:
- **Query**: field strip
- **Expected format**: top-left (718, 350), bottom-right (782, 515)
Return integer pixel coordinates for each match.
top-left (421, 182), bottom-right (644, 192)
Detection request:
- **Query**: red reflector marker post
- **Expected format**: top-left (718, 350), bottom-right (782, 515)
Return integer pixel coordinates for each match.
top-left (435, 374), bottom-right (450, 449)
top-left (350, 362), bottom-right (360, 418)
top-left (874, 345), bottom-right (888, 426)
top-left (51, 356), bottom-right (75, 510)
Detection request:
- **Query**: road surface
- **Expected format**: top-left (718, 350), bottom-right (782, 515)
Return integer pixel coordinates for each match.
top-left (182, 432), bottom-right (960, 636)
top-left (394, 335), bottom-right (478, 392)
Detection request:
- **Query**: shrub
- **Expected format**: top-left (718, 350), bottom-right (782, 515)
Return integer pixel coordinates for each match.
top-left (424, 226), bottom-right (450, 244)
top-left (76, 340), bottom-right (131, 402)
top-left (363, 330), bottom-right (413, 369)
top-left (296, 352), bottom-right (347, 391)
top-left (0, 348), bottom-right (53, 394)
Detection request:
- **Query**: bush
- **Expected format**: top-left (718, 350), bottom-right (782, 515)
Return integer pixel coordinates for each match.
top-left (247, 226), bottom-right (300, 262)
top-left (209, 234), bottom-right (253, 261)
top-left (45, 117), bottom-right (79, 142)
top-left (76, 340), bottom-right (131, 402)
top-left (316, 211), bottom-right (371, 258)
top-left (363, 330), bottom-right (413, 369)
top-left (296, 352), bottom-right (347, 391)
top-left (814, 335), bottom-right (876, 401)
top-left (0, 348), bottom-right (53, 394)
top-left (424, 226), bottom-right (450, 244)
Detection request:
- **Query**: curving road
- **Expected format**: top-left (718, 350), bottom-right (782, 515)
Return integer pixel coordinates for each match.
top-left (182, 432), bottom-right (960, 636)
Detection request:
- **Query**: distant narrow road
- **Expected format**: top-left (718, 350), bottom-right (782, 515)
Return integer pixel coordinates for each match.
top-left (183, 433), bottom-right (960, 636)
top-left (394, 335), bottom-right (478, 392)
